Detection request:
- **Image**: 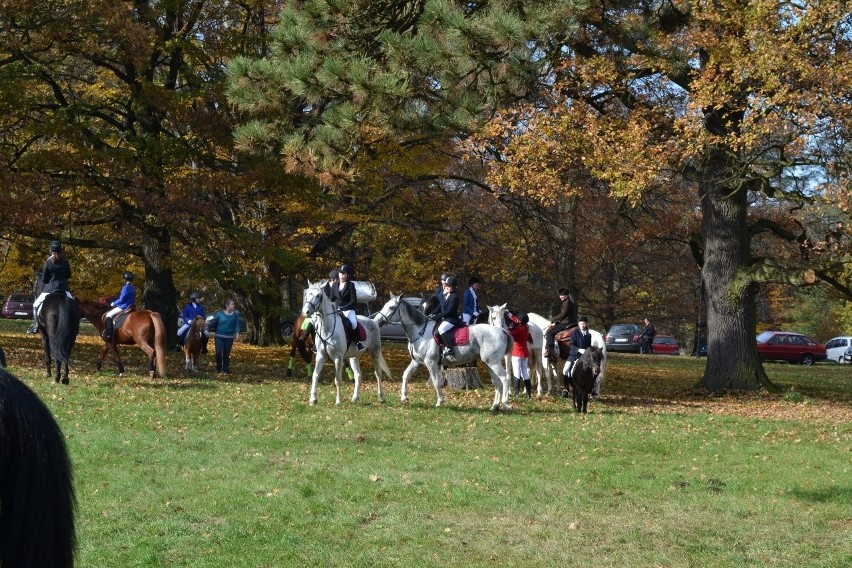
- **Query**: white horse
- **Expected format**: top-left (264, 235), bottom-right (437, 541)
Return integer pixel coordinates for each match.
top-left (374, 294), bottom-right (515, 411)
top-left (487, 304), bottom-right (548, 396)
top-left (302, 281), bottom-right (393, 405)
top-left (527, 312), bottom-right (607, 397)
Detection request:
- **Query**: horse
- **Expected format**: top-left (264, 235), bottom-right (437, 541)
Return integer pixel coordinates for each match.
top-left (285, 313), bottom-right (316, 378)
top-left (77, 298), bottom-right (168, 378)
top-left (301, 281), bottom-right (393, 405)
top-left (527, 313), bottom-right (607, 398)
top-left (374, 294), bottom-right (515, 411)
top-left (36, 293), bottom-right (81, 385)
top-left (570, 345), bottom-right (603, 413)
top-left (0, 368), bottom-right (76, 567)
top-left (183, 315), bottom-right (205, 371)
top-left (487, 303), bottom-right (547, 396)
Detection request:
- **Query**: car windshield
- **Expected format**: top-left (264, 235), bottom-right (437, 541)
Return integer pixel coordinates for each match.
top-left (756, 331), bottom-right (774, 343)
top-left (609, 325), bottom-right (634, 334)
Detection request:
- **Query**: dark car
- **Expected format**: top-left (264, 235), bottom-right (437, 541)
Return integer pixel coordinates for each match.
top-left (755, 331), bottom-right (827, 366)
top-left (2, 293), bottom-right (35, 319)
top-left (651, 335), bottom-right (680, 355)
top-left (605, 323), bottom-right (642, 353)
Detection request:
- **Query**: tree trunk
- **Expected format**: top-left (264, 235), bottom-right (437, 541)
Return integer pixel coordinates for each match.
top-left (699, 150), bottom-right (772, 391)
top-left (141, 228), bottom-right (179, 349)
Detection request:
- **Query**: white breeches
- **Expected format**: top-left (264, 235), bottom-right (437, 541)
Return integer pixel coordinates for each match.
top-left (437, 321), bottom-right (454, 334)
top-left (512, 356), bottom-right (530, 380)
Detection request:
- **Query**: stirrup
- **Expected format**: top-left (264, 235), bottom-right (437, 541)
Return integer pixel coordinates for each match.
top-left (26, 323), bottom-right (38, 334)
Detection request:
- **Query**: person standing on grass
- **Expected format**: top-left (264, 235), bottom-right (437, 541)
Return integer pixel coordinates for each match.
top-left (208, 298), bottom-right (242, 374)
top-left (640, 317), bottom-right (656, 354)
top-left (508, 311), bottom-right (533, 398)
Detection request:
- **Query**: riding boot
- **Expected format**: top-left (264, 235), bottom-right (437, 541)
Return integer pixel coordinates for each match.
top-left (102, 317), bottom-right (114, 341)
top-left (513, 378), bottom-right (521, 395)
top-left (561, 373), bottom-right (571, 398)
top-left (26, 313), bottom-right (39, 334)
top-left (440, 332), bottom-right (455, 357)
top-left (524, 379), bottom-right (532, 399)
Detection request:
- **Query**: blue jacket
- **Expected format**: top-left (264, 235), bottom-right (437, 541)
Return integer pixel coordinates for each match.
top-left (112, 283), bottom-right (136, 310)
top-left (182, 301), bottom-right (206, 322)
top-left (463, 287), bottom-right (479, 318)
top-left (569, 328), bottom-right (593, 362)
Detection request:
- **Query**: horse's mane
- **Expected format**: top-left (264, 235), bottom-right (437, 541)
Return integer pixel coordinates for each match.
top-left (398, 295), bottom-right (427, 326)
top-left (76, 297), bottom-right (110, 316)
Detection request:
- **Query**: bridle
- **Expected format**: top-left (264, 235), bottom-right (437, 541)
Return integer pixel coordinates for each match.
top-left (303, 289), bottom-right (338, 348)
top-left (376, 299), bottom-right (428, 341)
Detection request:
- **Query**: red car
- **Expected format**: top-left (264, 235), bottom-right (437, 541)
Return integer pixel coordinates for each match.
top-left (756, 331), bottom-right (827, 365)
top-left (651, 335), bottom-right (680, 355)
top-left (2, 293), bottom-right (34, 319)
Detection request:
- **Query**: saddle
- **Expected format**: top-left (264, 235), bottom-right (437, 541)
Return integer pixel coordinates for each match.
top-left (432, 326), bottom-right (471, 347)
top-left (340, 315), bottom-right (366, 347)
top-left (550, 325), bottom-right (577, 361)
top-left (112, 308), bottom-right (134, 330)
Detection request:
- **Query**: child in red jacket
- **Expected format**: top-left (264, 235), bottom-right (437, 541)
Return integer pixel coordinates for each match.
top-left (508, 312), bottom-right (533, 398)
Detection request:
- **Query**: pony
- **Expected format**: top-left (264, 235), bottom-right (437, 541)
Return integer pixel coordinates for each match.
top-left (487, 303), bottom-right (547, 397)
top-left (374, 294), bottom-right (514, 411)
top-left (527, 313), bottom-right (607, 398)
top-left (77, 298), bottom-right (168, 378)
top-left (0, 368), bottom-right (76, 567)
top-left (301, 281), bottom-right (393, 405)
top-left (36, 293), bottom-right (81, 385)
top-left (285, 313), bottom-right (316, 378)
top-left (570, 345), bottom-right (603, 413)
top-left (183, 315), bottom-right (205, 371)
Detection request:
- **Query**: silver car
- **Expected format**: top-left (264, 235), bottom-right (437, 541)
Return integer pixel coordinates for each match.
top-left (844, 346), bottom-right (852, 364)
top-left (372, 297), bottom-right (424, 341)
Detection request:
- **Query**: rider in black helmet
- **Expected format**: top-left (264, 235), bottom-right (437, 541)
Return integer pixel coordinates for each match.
top-left (330, 264), bottom-right (364, 351)
top-left (28, 240), bottom-right (72, 334)
top-left (429, 275), bottom-right (462, 357)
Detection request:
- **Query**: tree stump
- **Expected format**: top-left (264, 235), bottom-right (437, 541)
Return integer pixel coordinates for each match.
top-left (444, 367), bottom-right (482, 390)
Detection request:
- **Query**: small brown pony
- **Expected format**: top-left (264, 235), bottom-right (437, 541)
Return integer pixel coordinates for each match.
top-left (286, 313), bottom-right (315, 377)
top-left (77, 298), bottom-right (167, 378)
top-left (183, 315), bottom-right (205, 371)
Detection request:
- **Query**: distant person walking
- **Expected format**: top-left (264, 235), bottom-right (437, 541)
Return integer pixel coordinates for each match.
top-left (208, 298), bottom-right (242, 374)
top-left (640, 317), bottom-right (656, 354)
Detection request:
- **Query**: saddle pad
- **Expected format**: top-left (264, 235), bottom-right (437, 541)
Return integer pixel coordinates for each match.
top-left (356, 322), bottom-right (367, 341)
top-left (452, 326), bottom-right (470, 346)
top-left (114, 310), bottom-right (132, 329)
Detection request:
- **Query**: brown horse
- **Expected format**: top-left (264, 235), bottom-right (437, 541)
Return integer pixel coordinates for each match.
top-left (286, 313), bottom-right (315, 377)
top-left (183, 315), bottom-right (205, 371)
top-left (77, 298), bottom-right (167, 378)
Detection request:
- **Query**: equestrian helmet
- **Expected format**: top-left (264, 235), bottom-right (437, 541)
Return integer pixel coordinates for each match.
top-left (123, 271), bottom-right (134, 281)
top-left (339, 264), bottom-right (352, 275)
top-left (328, 269), bottom-right (339, 279)
top-left (440, 272), bottom-right (451, 282)
top-left (445, 276), bottom-right (458, 287)
top-left (557, 287), bottom-right (570, 296)
top-left (49, 240), bottom-right (63, 253)
top-left (578, 315), bottom-right (588, 322)
top-left (189, 291), bottom-right (201, 300)
top-left (518, 312), bottom-right (529, 324)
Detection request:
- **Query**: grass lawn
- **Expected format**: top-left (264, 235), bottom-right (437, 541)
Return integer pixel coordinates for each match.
top-left (2, 319), bottom-right (850, 567)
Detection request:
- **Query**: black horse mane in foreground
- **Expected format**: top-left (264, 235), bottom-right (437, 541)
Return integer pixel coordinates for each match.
top-left (0, 368), bottom-right (76, 567)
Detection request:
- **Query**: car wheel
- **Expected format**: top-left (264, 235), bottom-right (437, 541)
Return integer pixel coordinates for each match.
top-left (801, 354), bottom-right (814, 366)
top-left (280, 321), bottom-right (295, 339)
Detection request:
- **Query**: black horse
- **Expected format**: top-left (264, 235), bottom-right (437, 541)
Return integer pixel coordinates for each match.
top-left (0, 368), bottom-right (76, 567)
top-left (37, 293), bottom-right (81, 384)
top-left (570, 345), bottom-right (603, 414)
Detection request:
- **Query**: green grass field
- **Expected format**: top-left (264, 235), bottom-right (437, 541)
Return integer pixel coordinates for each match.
top-left (3, 319), bottom-right (850, 567)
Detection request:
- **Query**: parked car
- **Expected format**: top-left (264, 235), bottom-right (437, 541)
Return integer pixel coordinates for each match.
top-left (755, 331), bottom-right (827, 365)
top-left (651, 335), bottom-right (681, 355)
top-left (605, 323), bottom-right (642, 353)
top-left (2, 293), bottom-right (35, 319)
top-left (824, 336), bottom-right (852, 364)
top-left (843, 346), bottom-right (852, 364)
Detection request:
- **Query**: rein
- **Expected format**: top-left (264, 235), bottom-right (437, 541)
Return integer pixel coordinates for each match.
top-left (306, 291), bottom-right (338, 351)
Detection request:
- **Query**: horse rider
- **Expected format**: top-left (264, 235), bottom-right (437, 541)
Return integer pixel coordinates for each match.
top-left (462, 276), bottom-right (482, 325)
top-left (321, 268), bottom-right (339, 299)
top-left (102, 272), bottom-right (136, 341)
top-left (424, 272), bottom-right (451, 314)
top-left (330, 264), bottom-right (364, 351)
top-left (545, 287), bottom-right (575, 360)
top-left (429, 275), bottom-right (462, 357)
top-left (562, 316), bottom-right (592, 397)
top-left (28, 240), bottom-right (73, 334)
top-left (177, 291), bottom-right (208, 352)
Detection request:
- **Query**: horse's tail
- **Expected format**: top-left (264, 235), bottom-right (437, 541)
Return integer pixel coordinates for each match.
top-left (50, 296), bottom-right (80, 364)
top-left (0, 368), bottom-right (76, 568)
top-left (501, 328), bottom-right (514, 357)
top-left (151, 312), bottom-right (168, 378)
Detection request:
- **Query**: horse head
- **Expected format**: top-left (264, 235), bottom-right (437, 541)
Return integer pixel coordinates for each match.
top-left (487, 303), bottom-right (508, 328)
top-left (374, 294), bottom-right (403, 327)
top-left (301, 283), bottom-right (326, 317)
